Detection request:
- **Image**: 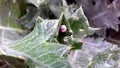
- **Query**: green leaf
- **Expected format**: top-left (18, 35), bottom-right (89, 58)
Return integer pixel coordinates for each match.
top-left (49, 2), bottom-right (61, 18)
top-left (10, 17), bottom-right (71, 68)
top-left (57, 13), bottom-right (73, 43)
top-left (0, 0), bottom-right (23, 28)
top-left (0, 45), bottom-right (45, 68)
top-left (68, 37), bottom-right (120, 68)
top-left (88, 48), bottom-right (120, 68)
top-left (57, 13), bottom-right (83, 49)
top-left (61, 0), bottom-right (71, 18)
top-left (25, 0), bottom-right (47, 7)
top-left (0, 0), bottom-right (28, 46)
top-left (70, 7), bottom-right (89, 32)
top-left (68, 7), bottom-right (100, 39)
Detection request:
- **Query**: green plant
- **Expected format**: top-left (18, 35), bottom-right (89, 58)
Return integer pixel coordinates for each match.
top-left (0, 0), bottom-right (120, 68)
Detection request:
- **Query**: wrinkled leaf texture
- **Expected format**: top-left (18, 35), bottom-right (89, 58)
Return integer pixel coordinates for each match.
top-left (10, 17), bottom-right (71, 68)
top-left (68, 37), bottom-right (120, 68)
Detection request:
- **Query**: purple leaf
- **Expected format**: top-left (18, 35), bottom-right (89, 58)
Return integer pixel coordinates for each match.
top-left (77, 0), bottom-right (120, 31)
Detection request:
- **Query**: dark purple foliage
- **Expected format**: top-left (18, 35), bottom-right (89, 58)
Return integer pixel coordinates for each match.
top-left (77, 0), bottom-right (120, 31)
top-left (0, 60), bottom-right (9, 68)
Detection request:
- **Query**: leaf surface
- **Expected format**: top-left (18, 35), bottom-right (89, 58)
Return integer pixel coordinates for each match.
top-left (10, 17), bottom-right (71, 68)
top-left (0, 0), bottom-right (28, 46)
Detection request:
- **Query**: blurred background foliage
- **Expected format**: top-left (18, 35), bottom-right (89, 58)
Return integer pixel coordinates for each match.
top-left (0, 0), bottom-right (120, 68)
